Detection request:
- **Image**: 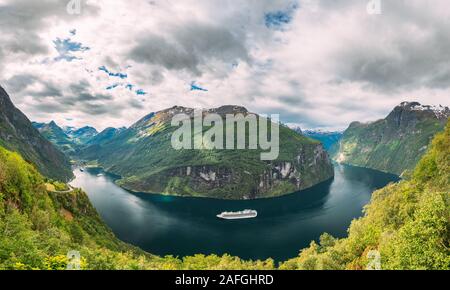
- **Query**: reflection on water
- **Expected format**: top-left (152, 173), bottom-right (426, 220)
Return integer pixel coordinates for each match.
top-left (71, 165), bottom-right (399, 262)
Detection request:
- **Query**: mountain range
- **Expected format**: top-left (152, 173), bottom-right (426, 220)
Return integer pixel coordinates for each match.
top-left (294, 129), bottom-right (343, 152)
top-left (79, 106), bottom-right (334, 200)
top-left (333, 102), bottom-right (450, 176)
top-left (0, 84), bottom-right (448, 270)
top-left (32, 122), bottom-right (124, 156)
top-left (66, 126), bottom-right (99, 145)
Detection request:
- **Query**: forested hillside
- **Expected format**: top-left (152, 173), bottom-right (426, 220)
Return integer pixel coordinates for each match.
top-left (1, 121), bottom-right (448, 270)
top-left (334, 102), bottom-right (449, 176)
top-left (281, 120), bottom-right (450, 270)
top-left (0, 145), bottom-right (273, 270)
top-left (79, 106), bottom-right (334, 200)
top-left (0, 87), bottom-right (73, 181)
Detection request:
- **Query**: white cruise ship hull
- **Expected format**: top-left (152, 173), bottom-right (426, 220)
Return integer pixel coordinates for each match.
top-left (217, 211), bottom-right (258, 220)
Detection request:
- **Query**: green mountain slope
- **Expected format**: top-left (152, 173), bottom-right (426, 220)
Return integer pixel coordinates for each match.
top-left (80, 106), bottom-right (334, 200)
top-left (68, 126), bottom-right (98, 145)
top-left (334, 102), bottom-right (449, 175)
top-left (85, 127), bottom-right (125, 146)
top-left (1, 116), bottom-right (448, 270)
top-left (33, 122), bottom-right (103, 156)
top-left (32, 121), bottom-right (80, 156)
top-left (0, 87), bottom-right (73, 181)
top-left (0, 145), bottom-right (276, 270)
top-left (281, 120), bottom-right (450, 270)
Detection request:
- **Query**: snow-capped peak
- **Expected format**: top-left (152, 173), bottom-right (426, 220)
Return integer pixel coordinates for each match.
top-left (399, 102), bottom-right (449, 120)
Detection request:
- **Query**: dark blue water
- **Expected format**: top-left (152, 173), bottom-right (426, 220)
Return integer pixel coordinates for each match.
top-left (70, 165), bottom-right (399, 262)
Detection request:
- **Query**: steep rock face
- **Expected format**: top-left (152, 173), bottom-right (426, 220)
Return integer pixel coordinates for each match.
top-left (334, 102), bottom-right (449, 176)
top-left (0, 86), bottom-right (73, 181)
top-left (118, 143), bottom-right (333, 200)
top-left (82, 105), bottom-right (334, 200)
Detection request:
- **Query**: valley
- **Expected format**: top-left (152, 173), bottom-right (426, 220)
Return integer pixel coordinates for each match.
top-left (0, 85), bottom-right (447, 270)
top-left (73, 106), bottom-right (334, 200)
top-left (70, 164), bottom-right (399, 262)
top-left (1, 0), bottom-right (449, 273)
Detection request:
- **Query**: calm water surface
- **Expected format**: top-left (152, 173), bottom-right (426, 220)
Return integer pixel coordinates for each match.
top-left (70, 165), bottom-right (399, 262)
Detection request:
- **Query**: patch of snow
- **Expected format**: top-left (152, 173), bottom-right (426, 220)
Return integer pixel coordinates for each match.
top-left (410, 103), bottom-right (449, 119)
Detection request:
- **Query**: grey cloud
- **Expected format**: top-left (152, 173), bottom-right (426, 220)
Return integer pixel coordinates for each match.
top-left (69, 80), bottom-right (91, 95)
top-left (33, 102), bottom-right (69, 114)
top-left (278, 95), bottom-right (308, 106)
top-left (5, 74), bottom-right (61, 100)
top-left (333, 1), bottom-right (450, 92)
top-left (0, 0), bottom-right (98, 60)
top-left (129, 23), bottom-right (250, 75)
top-left (129, 98), bottom-right (145, 109)
top-left (103, 56), bottom-right (120, 71)
top-left (257, 105), bottom-right (325, 129)
top-left (80, 103), bottom-right (123, 116)
top-left (32, 83), bottom-right (63, 98)
top-left (34, 93), bottom-right (118, 116)
top-left (77, 93), bottom-right (112, 102)
top-left (4, 74), bottom-right (38, 93)
top-left (69, 80), bottom-right (113, 102)
top-left (7, 76), bottom-right (116, 116)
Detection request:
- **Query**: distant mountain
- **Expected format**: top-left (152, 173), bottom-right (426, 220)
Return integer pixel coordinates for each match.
top-left (32, 121), bottom-right (78, 155)
top-left (334, 102), bottom-right (449, 176)
top-left (33, 122), bottom-right (103, 155)
top-left (86, 127), bottom-right (126, 146)
top-left (62, 125), bottom-right (77, 136)
top-left (33, 119), bottom-right (130, 158)
top-left (80, 106), bottom-right (334, 200)
top-left (300, 129), bottom-right (343, 152)
top-left (0, 86), bottom-right (73, 181)
top-left (31, 122), bottom-right (46, 130)
top-left (67, 126), bottom-right (98, 145)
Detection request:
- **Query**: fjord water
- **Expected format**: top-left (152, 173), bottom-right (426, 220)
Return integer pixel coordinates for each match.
top-left (71, 165), bottom-right (399, 262)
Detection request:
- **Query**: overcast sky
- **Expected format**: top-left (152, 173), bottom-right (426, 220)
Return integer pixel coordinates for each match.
top-left (1, 0), bottom-right (449, 131)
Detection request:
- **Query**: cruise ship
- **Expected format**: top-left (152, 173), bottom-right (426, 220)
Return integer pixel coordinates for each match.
top-left (217, 210), bottom-right (258, 220)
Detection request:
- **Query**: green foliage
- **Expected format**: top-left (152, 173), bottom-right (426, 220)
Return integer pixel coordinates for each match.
top-left (0, 145), bottom-right (275, 270)
top-left (79, 111), bottom-right (333, 199)
top-left (1, 120), bottom-right (448, 270)
top-left (334, 109), bottom-right (447, 176)
top-left (280, 120), bottom-right (450, 270)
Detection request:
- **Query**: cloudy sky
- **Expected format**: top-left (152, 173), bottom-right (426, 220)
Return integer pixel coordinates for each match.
top-left (1, 0), bottom-right (449, 131)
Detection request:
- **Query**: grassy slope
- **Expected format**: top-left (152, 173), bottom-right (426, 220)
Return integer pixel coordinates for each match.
top-left (0, 146), bottom-right (274, 270)
top-left (280, 120), bottom-right (450, 270)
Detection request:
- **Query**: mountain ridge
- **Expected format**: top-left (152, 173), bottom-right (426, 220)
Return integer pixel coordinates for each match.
top-left (333, 101), bottom-right (449, 175)
top-left (79, 105), bottom-right (335, 200)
